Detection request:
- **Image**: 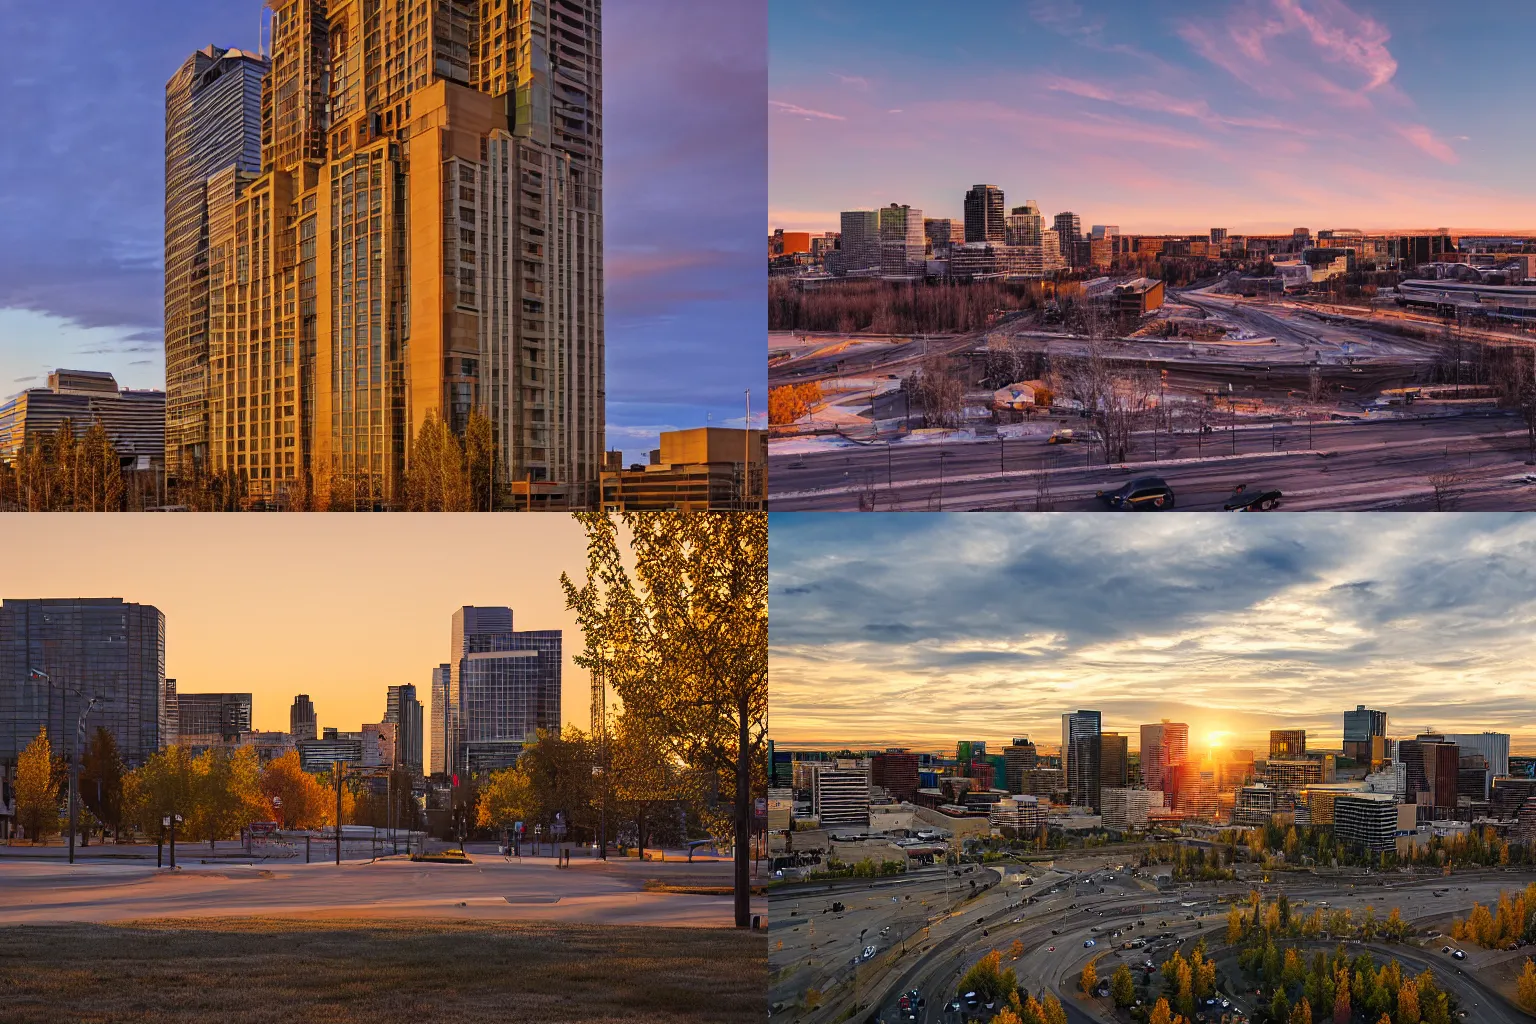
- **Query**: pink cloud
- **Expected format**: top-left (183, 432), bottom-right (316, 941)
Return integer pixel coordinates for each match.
top-left (769, 100), bottom-right (845, 121)
top-left (1273, 0), bottom-right (1397, 91)
top-left (1041, 75), bottom-right (1316, 136)
top-left (1394, 123), bottom-right (1459, 164)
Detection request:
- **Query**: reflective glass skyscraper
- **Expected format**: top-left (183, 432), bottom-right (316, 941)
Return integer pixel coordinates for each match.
top-left (0, 599), bottom-right (167, 767)
top-left (164, 45), bottom-right (269, 476)
top-left (443, 606), bottom-right (560, 776)
top-left (384, 683), bottom-right (424, 778)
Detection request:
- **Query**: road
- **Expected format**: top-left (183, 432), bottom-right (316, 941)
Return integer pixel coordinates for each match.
top-left (769, 413), bottom-right (1536, 511)
top-left (0, 848), bottom-right (759, 928)
top-left (772, 852), bottom-right (1536, 1024)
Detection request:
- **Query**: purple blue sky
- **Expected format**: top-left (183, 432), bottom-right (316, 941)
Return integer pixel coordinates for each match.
top-left (0, 0), bottom-right (766, 462)
top-left (770, 0), bottom-right (1536, 236)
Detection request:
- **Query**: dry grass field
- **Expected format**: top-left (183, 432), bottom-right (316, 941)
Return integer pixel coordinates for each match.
top-left (0, 917), bottom-right (767, 1023)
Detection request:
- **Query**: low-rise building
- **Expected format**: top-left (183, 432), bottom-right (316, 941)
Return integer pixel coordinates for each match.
top-left (599, 427), bottom-right (765, 511)
top-left (991, 794), bottom-right (1046, 834)
top-left (0, 370), bottom-right (164, 471)
top-left (1112, 278), bottom-right (1165, 316)
top-left (1234, 784), bottom-right (1279, 826)
top-left (1100, 788), bottom-right (1164, 831)
top-left (813, 761), bottom-right (871, 829)
top-left (1333, 792), bottom-right (1403, 852)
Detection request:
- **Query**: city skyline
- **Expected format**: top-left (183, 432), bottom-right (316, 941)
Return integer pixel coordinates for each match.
top-left (0, 0), bottom-right (765, 465)
top-left (769, 513), bottom-right (1536, 753)
top-left (0, 514), bottom-right (595, 736)
top-left (769, 0), bottom-right (1536, 235)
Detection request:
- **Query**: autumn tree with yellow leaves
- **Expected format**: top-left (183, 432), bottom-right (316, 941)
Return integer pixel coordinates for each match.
top-left (562, 512), bottom-right (766, 928)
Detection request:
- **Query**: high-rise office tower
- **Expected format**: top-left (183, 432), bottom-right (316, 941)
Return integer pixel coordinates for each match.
top-left (1053, 211), bottom-right (1081, 246)
top-left (0, 599), bottom-right (167, 767)
top-left (384, 683), bottom-right (425, 777)
top-left (1139, 720), bottom-right (1188, 793)
top-left (1269, 729), bottom-right (1306, 759)
top-left (163, 677), bottom-right (180, 748)
top-left (1097, 732), bottom-right (1128, 804)
top-left (1210, 227), bottom-right (1228, 245)
top-left (1090, 225), bottom-right (1118, 240)
top-left (1004, 737), bottom-right (1038, 794)
top-left (290, 693), bottom-right (318, 741)
top-left (187, 0), bottom-right (604, 508)
top-left (1342, 705), bottom-right (1387, 763)
top-left (446, 606), bottom-right (561, 775)
top-left (838, 210), bottom-right (880, 273)
top-left (1445, 732), bottom-right (1510, 778)
top-left (430, 662), bottom-right (451, 776)
top-left (1005, 203), bottom-right (1044, 246)
top-left (1062, 710), bottom-right (1102, 810)
top-left (177, 692), bottom-right (253, 741)
top-left (877, 204), bottom-right (924, 277)
top-left (164, 45), bottom-right (269, 477)
top-left (963, 184), bottom-right (1005, 243)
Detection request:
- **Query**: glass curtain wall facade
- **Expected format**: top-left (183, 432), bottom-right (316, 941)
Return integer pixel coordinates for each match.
top-left (193, 0), bottom-right (603, 508)
top-left (446, 606), bottom-right (560, 776)
top-left (164, 46), bottom-right (268, 477)
top-left (0, 599), bottom-right (167, 767)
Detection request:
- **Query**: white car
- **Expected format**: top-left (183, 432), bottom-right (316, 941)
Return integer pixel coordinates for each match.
top-left (1084, 939), bottom-right (1096, 948)
top-left (863, 945), bottom-right (877, 960)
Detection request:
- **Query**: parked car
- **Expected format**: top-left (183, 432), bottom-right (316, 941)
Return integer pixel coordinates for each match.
top-left (1223, 482), bottom-right (1283, 511)
top-left (1453, 949), bottom-right (1466, 960)
top-left (1098, 476), bottom-right (1175, 510)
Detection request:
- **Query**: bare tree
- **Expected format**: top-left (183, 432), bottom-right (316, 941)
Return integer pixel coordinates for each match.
top-left (1034, 459), bottom-right (1055, 511)
top-left (904, 356), bottom-right (965, 428)
top-left (1051, 342), bottom-right (1156, 464)
top-left (1426, 468), bottom-right (1466, 510)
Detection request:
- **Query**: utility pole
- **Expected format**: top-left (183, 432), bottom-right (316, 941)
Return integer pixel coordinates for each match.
top-left (334, 760), bottom-right (343, 866)
top-left (69, 698), bottom-right (99, 864)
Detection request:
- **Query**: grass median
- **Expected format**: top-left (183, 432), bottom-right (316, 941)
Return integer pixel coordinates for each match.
top-left (0, 916), bottom-right (766, 1023)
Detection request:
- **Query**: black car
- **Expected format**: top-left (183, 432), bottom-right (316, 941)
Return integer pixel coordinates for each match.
top-left (1223, 483), bottom-right (1282, 511)
top-left (1098, 476), bottom-right (1175, 510)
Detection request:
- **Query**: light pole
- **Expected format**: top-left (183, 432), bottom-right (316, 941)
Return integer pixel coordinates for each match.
top-left (163, 813), bottom-right (182, 868)
top-left (29, 668), bottom-right (103, 865)
top-left (68, 696), bottom-right (101, 864)
top-left (593, 763), bottom-right (606, 860)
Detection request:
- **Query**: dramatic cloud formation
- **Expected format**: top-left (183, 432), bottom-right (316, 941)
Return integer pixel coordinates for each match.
top-left (0, 0), bottom-right (765, 461)
top-left (770, 514), bottom-right (1536, 754)
top-left (770, 0), bottom-right (1534, 233)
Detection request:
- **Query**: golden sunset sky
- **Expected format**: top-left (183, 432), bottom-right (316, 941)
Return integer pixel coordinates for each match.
top-left (0, 514), bottom-right (597, 734)
top-left (770, 514), bottom-right (1536, 757)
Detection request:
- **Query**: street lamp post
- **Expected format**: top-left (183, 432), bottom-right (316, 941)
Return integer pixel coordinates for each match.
top-left (593, 764), bottom-right (606, 861)
top-left (68, 696), bottom-right (100, 864)
top-left (163, 813), bottom-right (182, 868)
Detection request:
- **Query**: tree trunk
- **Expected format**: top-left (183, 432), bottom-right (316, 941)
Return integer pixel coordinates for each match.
top-left (735, 693), bottom-right (751, 928)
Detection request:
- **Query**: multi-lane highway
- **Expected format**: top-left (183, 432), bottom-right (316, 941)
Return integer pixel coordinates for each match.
top-left (770, 852), bottom-right (1536, 1024)
top-left (767, 282), bottom-right (1536, 511)
top-left (770, 413), bottom-right (1536, 510)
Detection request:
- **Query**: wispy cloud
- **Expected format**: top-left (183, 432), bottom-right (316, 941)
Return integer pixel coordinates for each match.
top-left (770, 99), bottom-right (846, 121)
top-left (1395, 122), bottom-right (1460, 164)
top-left (770, 515), bottom-right (1536, 752)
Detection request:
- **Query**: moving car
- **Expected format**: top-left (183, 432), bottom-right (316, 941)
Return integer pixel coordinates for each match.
top-left (1098, 476), bottom-right (1175, 510)
top-left (1223, 482), bottom-right (1283, 511)
top-left (1453, 949), bottom-right (1466, 960)
top-left (1084, 939), bottom-right (1096, 948)
top-left (1047, 428), bottom-right (1102, 445)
